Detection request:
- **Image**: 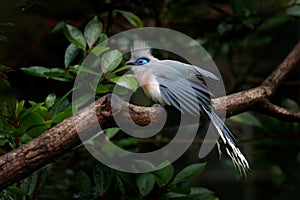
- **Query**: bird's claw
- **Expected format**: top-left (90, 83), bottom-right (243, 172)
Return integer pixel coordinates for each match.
top-left (151, 103), bottom-right (165, 110)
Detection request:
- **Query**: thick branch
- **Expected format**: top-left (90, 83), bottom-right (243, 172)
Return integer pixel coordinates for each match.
top-left (0, 41), bottom-right (300, 190)
top-left (212, 86), bottom-right (271, 116)
top-left (0, 96), bottom-right (165, 190)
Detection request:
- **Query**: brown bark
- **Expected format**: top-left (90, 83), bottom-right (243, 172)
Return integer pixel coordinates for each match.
top-left (0, 41), bottom-right (300, 190)
top-left (213, 41), bottom-right (300, 120)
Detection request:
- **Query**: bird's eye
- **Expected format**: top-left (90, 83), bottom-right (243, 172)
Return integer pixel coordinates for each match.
top-left (135, 58), bottom-right (149, 66)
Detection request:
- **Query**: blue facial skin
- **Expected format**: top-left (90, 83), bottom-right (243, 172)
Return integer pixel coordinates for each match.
top-left (135, 58), bottom-right (149, 66)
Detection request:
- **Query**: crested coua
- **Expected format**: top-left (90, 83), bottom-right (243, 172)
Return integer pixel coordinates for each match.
top-left (126, 40), bottom-right (250, 174)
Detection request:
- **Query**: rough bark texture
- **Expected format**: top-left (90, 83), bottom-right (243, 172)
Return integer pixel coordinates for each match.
top-left (0, 41), bottom-right (300, 190)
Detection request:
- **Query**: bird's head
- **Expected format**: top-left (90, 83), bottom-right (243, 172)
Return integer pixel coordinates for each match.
top-left (126, 40), bottom-right (158, 67)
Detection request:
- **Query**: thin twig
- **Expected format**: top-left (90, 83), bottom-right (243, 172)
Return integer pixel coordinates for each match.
top-left (256, 99), bottom-right (300, 122)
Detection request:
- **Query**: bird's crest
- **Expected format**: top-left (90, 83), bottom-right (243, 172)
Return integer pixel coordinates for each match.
top-left (130, 40), bottom-right (152, 60)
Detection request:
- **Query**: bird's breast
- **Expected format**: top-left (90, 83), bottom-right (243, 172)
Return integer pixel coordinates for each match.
top-left (135, 73), bottom-right (165, 105)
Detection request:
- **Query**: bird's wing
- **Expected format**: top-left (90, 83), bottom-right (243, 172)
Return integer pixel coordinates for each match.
top-left (145, 61), bottom-right (249, 174)
top-left (147, 63), bottom-right (212, 116)
top-left (159, 78), bottom-right (205, 115)
top-left (160, 60), bottom-right (220, 95)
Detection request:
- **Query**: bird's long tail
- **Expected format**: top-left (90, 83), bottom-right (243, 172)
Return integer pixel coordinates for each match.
top-left (201, 105), bottom-right (250, 175)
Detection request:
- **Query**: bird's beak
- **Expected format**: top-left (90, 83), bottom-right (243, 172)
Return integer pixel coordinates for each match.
top-left (126, 60), bottom-right (134, 65)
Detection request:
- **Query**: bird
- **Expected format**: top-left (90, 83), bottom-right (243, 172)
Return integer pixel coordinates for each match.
top-left (126, 40), bottom-right (250, 174)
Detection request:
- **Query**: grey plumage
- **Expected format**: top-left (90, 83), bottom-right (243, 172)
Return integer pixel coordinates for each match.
top-left (127, 40), bottom-right (250, 174)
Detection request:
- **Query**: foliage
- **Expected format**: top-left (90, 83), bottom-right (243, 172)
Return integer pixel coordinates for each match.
top-left (0, 160), bottom-right (215, 200)
top-left (0, 16), bottom-right (216, 200)
top-left (76, 162), bottom-right (212, 200)
top-left (229, 99), bottom-right (300, 199)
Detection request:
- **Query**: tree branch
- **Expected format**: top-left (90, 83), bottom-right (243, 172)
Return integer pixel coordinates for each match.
top-left (213, 41), bottom-right (300, 119)
top-left (257, 99), bottom-right (300, 121)
top-left (0, 41), bottom-right (300, 190)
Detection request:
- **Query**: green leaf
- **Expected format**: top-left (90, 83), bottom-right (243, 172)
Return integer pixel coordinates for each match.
top-left (269, 165), bottom-right (285, 187)
top-left (20, 134), bottom-right (33, 143)
top-left (134, 160), bottom-right (156, 172)
top-left (50, 77), bottom-right (71, 82)
top-left (0, 64), bottom-right (14, 74)
top-left (64, 43), bottom-right (80, 67)
top-left (0, 119), bottom-right (16, 136)
top-left (51, 106), bottom-right (72, 124)
top-left (116, 10), bottom-right (143, 28)
top-left (191, 187), bottom-right (213, 194)
top-left (0, 76), bottom-right (11, 90)
top-left (94, 164), bottom-right (114, 195)
top-left (165, 187), bottom-right (216, 200)
top-left (105, 127), bottom-right (120, 139)
top-left (72, 93), bottom-right (94, 109)
top-left (64, 24), bottom-right (86, 49)
top-left (21, 66), bottom-right (71, 81)
top-left (45, 93), bottom-right (56, 108)
top-left (172, 163), bottom-right (206, 185)
top-left (286, 5), bottom-right (300, 17)
top-left (50, 21), bottom-right (66, 33)
top-left (230, 112), bottom-right (262, 128)
top-left (153, 164), bottom-right (174, 187)
top-left (15, 100), bottom-right (25, 118)
top-left (21, 66), bottom-right (50, 77)
top-left (229, 0), bottom-right (255, 16)
top-left (90, 45), bottom-right (109, 56)
top-left (117, 172), bottom-right (137, 191)
top-left (77, 66), bottom-right (100, 76)
top-left (97, 33), bottom-right (108, 46)
top-left (0, 78), bottom-right (16, 118)
top-left (7, 186), bottom-right (27, 197)
top-left (258, 13), bottom-right (289, 32)
top-left (19, 103), bottom-right (44, 122)
top-left (36, 186), bottom-right (71, 199)
top-left (0, 79), bottom-right (7, 90)
top-left (37, 106), bottom-right (48, 119)
top-left (115, 138), bottom-right (138, 147)
top-left (116, 176), bottom-right (126, 196)
top-left (281, 98), bottom-right (299, 111)
top-left (43, 68), bottom-right (66, 77)
top-left (0, 22), bottom-right (14, 27)
top-left (21, 171), bottom-right (40, 195)
top-left (112, 65), bottom-right (131, 73)
top-left (76, 171), bottom-right (91, 194)
top-left (0, 138), bottom-right (8, 146)
top-left (101, 50), bottom-right (123, 73)
top-left (48, 88), bottom-right (73, 118)
top-left (84, 53), bottom-right (102, 72)
top-left (242, 16), bottom-right (260, 29)
top-left (169, 187), bottom-right (191, 195)
top-left (20, 112), bottom-right (46, 132)
top-left (84, 16), bottom-right (103, 48)
top-left (137, 173), bottom-right (155, 196)
top-left (96, 84), bottom-right (110, 94)
top-left (260, 115), bottom-right (291, 135)
top-left (109, 74), bottom-right (138, 91)
top-left (26, 125), bottom-right (47, 138)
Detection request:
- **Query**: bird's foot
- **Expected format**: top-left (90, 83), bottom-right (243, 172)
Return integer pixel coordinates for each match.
top-left (151, 103), bottom-right (165, 110)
